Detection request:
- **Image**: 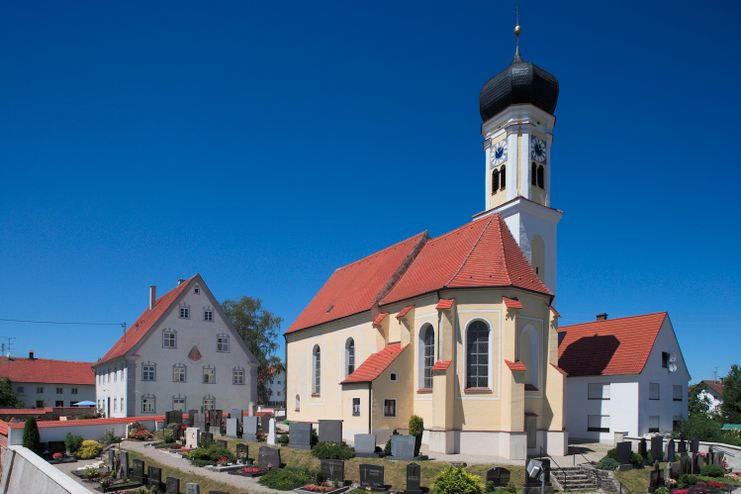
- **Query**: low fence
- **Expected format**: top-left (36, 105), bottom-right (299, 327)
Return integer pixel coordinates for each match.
top-left (4, 415), bottom-right (164, 446)
top-left (0, 445), bottom-right (89, 494)
top-left (624, 436), bottom-right (741, 471)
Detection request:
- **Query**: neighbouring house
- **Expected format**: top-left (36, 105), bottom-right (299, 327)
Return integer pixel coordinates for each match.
top-left (0, 353), bottom-right (95, 408)
top-left (286, 44), bottom-right (568, 460)
top-left (697, 379), bottom-right (724, 413)
top-left (265, 366), bottom-right (286, 409)
top-left (93, 274), bottom-right (258, 417)
top-left (558, 312), bottom-right (690, 442)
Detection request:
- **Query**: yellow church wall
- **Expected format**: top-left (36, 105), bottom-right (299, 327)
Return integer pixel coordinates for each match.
top-left (370, 345), bottom-right (413, 440)
top-left (340, 383), bottom-right (370, 438)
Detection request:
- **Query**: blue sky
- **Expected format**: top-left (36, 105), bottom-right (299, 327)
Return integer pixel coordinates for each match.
top-left (0, 1), bottom-right (738, 382)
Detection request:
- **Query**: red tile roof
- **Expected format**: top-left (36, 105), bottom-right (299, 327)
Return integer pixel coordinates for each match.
top-left (7, 415), bottom-right (164, 429)
top-left (286, 234), bottom-right (428, 334)
top-left (396, 306), bottom-right (414, 319)
top-left (381, 214), bottom-right (551, 305)
top-left (97, 276), bottom-right (196, 365)
top-left (558, 312), bottom-right (668, 377)
top-left (432, 360), bottom-right (452, 371)
top-left (505, 359), bottom-right (528, 372)
top-left (503, 297), bottom-right (524, 309)
top-left (341, 343), bottom-right (406, 384)
top-left (0, 357), bottom-right (94, 385)
top-left (436, 298), bottom-right (455, 310)
top-left (702, 380), bottom-right (724, 397)
top-left (372, 313), bottom-right (389, 328)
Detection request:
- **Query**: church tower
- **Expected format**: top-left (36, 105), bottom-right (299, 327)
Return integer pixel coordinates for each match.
top-left (474, 24), bottom-right (562, 294)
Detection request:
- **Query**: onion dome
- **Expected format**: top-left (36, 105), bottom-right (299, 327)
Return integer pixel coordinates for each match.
top-left (479, 59), bottom-right (559, 122)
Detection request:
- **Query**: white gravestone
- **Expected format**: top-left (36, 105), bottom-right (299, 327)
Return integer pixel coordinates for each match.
top-left (185, 427), bottom-right (200, 449)
top-left (226, 417), bottom-right (238, 438)
top-left (267, 418), bottom-right (276, 445)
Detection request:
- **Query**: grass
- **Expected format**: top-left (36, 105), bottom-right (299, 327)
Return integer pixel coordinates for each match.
top-left (614, 465), bottom-right (652, 494)
top-left (126, 449), bottom-right (238, 493)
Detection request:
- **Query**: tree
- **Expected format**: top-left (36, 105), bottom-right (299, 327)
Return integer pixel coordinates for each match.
top-left (721, 364), bottom-right (741, 424)
top-left (0, 378), bottom-right (20, 407)
top-left (22, 417), bottom-right (41, 454)
top-left (222, 296), bottom-right (284, 404)
top-left (688, 382), bottom-right (713, 418)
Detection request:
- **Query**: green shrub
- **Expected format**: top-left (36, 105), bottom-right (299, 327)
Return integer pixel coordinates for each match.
top-left (277, 433), bottom-right (289, 444)
top-left (596, 457), bottom-right (620, 471)
top-left (679, 474), bottom-right (698, 487)
top-left (630, 452), bottom-right (645, 468)
top-left (700, 464), bottom-right (724, 477)
top-left (76, 440), bottom-right (102, 459)
top-left (259, 467), bottom-right (319, 490)
top-left (606, 448), bottom-right (617, 460)
top-left (185, 444), bottom-right (235, 465)
top-left (311, 441), bottom-right (355, 460)
top-left (310, 427), bottom-right (319, 447)
top-left (485, 481), bottom-right (517, 494)
top-left (22, 417), bottom-right (41, 454)
top-left (409, 415), bottom-right (424, 457)
top-left (64, 432), bottom-right (84, 454)
top-left (100, 429), bottom-right (121, 445)
top-left (154, 428), bottom-right (175, 444)
top-left (654, 487), bottom-right (669, 494)
top-left (432, 466), bottom-right (484, 494)
top-left (384, 429), bottom-right (398, 456)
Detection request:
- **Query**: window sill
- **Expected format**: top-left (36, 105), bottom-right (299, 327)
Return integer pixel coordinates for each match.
top-left (648, 428), bottom-right (659, 433)
top-left (587, 428), bottom-right (610, 433)
top-left (311, 393), bottom-right (320, 398)
top-left (587, 398), bottom-right (610, 400)
top-left (524, 384), bottom-right (539, 391)
top-left (649, 398), bottom-right (660, 401)
top-left (464, 387), bottom-right (493, 394)
top-left (416, 388), bottom-right (432, 394)
top-left (673, 399), bottom-right (683, 402)
top-left (383, 415), bottom-right (397, 418)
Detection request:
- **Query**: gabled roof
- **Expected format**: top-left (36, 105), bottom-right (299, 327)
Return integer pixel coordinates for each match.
top-left (97, 275), bottom-right (196, 365)
top-left (340, 343), bottom-right (406, 384)
top-left (558, 312), bottom-right (668, 377)
top-left (380, 214), bottom-right (551, 305)
top-left (286, 233), bottom-right (427, 334)
top-left (701, 380), bottom-right (724, 397)
top-left (0, 357), bottom-right (94, 385)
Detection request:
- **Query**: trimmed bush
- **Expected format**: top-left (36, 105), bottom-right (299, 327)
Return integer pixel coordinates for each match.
top-left (596, 457), bottom-right (620, 471)
top-left (277, 433), bottom-right (289, 444)
top-left (700, 464), bottom-right (725, 478)
top-left (76, 440), bottom-right (102, 459)
top-left (630, 452), bottom-right (645, 468)
top-left (259, 467), bottom-right (319, 491)
top-left (310, 427), bottom-right (319, 447)
top-left (409, 415), bottom-right (424, 457)
top-left (432, 466), bottom-right (484, 494)
top-left (22, 417), bottom-right (41, 454)
top-left (384, 429), bottom-right (398, 456)
top-left (679, 474), bottom-right (698, 487)
top-left (186, 444), bottom-right (235, 465)
top-left (64, 432), bottom-right (84, 454)
top-left (311, 441), bottom-right (355, 460)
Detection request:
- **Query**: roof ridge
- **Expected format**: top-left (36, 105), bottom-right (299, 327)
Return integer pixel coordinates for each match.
top-left (334, 232), bottom-right (427, 272)
top-left (375, 233), bottom-right (429, 305)
top-left (0, 357), bottom-right (95, 365)
top-left (445, 215), bottom-right (494, 287)
top-left (559, 311), bottom-right (668, 330)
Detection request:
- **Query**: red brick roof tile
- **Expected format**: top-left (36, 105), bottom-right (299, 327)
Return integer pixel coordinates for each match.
top-left (396, 306), bottom-right (414, 319)
top-left (702, 380), bottom-right (724, 397)
top-left (340, 344), bottom-right (406, 384)
top-left (558, 312), bottom-right (667, 377)
top-left (0, 357), bottom-right (94, 385)
top-left (436, 298), bottom-right (455, 310)
top-left (505, 359), bottom-right (527, 372)
top-left (432, 360), bottom-right (452, 371)
top-left (372, 313), bottom-right (389, 327)
top-left (503, 297), bottom-right (524, 309)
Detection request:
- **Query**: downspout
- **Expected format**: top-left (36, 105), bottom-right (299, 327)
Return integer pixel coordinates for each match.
top-left (368, 382), bottom-right (372, 434)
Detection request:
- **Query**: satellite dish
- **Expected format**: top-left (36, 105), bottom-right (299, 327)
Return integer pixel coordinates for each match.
top-left (668, 363), bottom-right (678, 373)
top-left (669, 353), bottom-right (677, 363)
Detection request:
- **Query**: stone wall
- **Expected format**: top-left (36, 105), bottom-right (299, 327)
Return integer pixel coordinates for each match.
top-left (1, 445), bottom-right (89, 494)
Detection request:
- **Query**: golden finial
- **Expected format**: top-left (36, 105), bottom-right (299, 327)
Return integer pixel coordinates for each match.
top-left (513, 2), bottom-right (522, 61)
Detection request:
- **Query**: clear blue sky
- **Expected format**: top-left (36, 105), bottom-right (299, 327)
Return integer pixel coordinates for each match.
top-left (1, 1), bottom-right (738, 382)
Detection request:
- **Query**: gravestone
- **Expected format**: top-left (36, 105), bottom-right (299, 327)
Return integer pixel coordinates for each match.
top-left (185, 427), bottom-right (200, 449)
top-left (166, 410), bottom-right (183, 425)
top-left (267, 418), bottom-right (276, 445)
top-left (119, 450), bottom-right (129, 479)
top-left (616, 441), bottom-right (632, 464)
top-left (230, 409), bottom-right (244, 423)
top-left (290, 422), bottom-right (312, 449)
top-left (666, 439), bottom-right (675, 462)
top-left (321, 459), bottom-right (345, 484)
top-left (486, 467), bottom-right (511, 488)
top-left (166, 476), bottom-right (180, 494)
top-left (354, 434), bottom-right (377, 457)
top-left (261, 414), bottom-right (271, 432)
top-left (131, 458), bottom-right (146, 483)
top-left (390, 434), bottom-right (416, 460)
top-left (193, 412), bottom-right (206, 431)
top-left (319, 419), bottom-right (343, 444)
top-left (651, 436), bottom-right (663, 462)
top-left (148, 466), bottom-right (163, 489)
top-left (670, 461), bottom-right (681, 480)
top-left (236, 443), bottom-right (248, 461)
top-left (186, 483), bottom-right (201, 494)
top-left (185, 409), bottom-right (197, 427)
top-left (216, 439), bottom-right (228, 449)
top-left (360, 464), bottom-right (385, 489)
top-left (243, 416), bottom-right (258, 441)
top-left (649, 462), bottom-right (663, 493)
top-left (403, 462), bottom-right (422, 494)
top-left (107, 449), bottom-right (116, 468)
top-left (678, 439), bottom-right (687, 454)
top-left (48, 441), bottom-right (66, 454)
top-left (226, 417), bottom-right (238, 438)
top-left (258, 446), bottom-right (281, 468)
top-left (697, 453), bottom-right (706, 471)
top-left (690, 439), bottom-right (699, 453)
top-left (639, 438), bottom-right (648, 458)
top-left (200, 431), bottom-right (214, 447)
top-left (679, 453), bottom-right (690, 475)
top-left (209, 426), bottom-right (220, 436)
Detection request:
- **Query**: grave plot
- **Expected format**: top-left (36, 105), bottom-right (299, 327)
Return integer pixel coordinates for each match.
top-left (294, 459), bottom-right (351, 494)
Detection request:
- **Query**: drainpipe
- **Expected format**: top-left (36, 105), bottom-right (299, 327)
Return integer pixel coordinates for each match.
top-left (368, 382), bottom-right (372, 434)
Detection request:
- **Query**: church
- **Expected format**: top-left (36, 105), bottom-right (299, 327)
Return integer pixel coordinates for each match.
top-left (285, 32), bottom-right (568, 460)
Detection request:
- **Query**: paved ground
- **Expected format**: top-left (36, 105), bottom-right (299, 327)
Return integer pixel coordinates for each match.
top-left (418, 441), bottom-right (610, 466)
top-left (54, 457), bottom-right (106, 493)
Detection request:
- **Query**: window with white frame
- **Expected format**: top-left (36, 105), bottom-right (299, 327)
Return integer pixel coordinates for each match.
top-left (295, 394), bottom-right (301, 412)
top-left (673, 384), bottom-right (683, 401)
top-left (163, 328), bottom-right (177, 348)
top-left (203, 394), bottom-right (215, 410)
top-left (120, 398), bottom-right (125, 412)
top-left (312, 345), bottom-right (321, 395)
top-left (345, 338), bottom-right (355, 376)
top-left (588, 383), bottom-right (610, 400)
top-left (648, 415), bottom-right (660, 432)
top-left (173, 395), bottom-right (186, 411)
top-left (142, 394), bottom-right (155, 413)
top-left (383, 399), bottom-right (397, 417)
top-left (216, 334), bottom-right (230, 353)
top-left (203, 366), bottom-right (215, 384)
top-left (352, 397), bottom-right (360, 416)
top-left (649, 382), bottom-right (660, 400)
top-left (179, 304), bottom-right (190, 319)
top-left (421, 324), bottom-right (434, 389)
top-left (204, 308), bottom-right (213, 321)
top-left (587, 414), bottom-right (610, 432)
top-left (466, 321), bottom-right (489, 389)
top-left (142, 363), bottom-right (156, 381)
top-left (173, 364), bottom-right (187, 383)
top-left (71, 387), bottom-right (78, 395)
top-left (233, 367), bottom-right (245, 385)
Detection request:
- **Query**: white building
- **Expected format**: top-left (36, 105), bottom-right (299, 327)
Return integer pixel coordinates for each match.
top-left (265, 367), bottom-right (285, 409)
top-left (558, 312), bottom-right (690, 442)
top-left (0, 353), bottom-right (95, 408)
top-left (93, 274), bottom-right (258, 417)
top-left (698, 380), bottom-right (724, 414)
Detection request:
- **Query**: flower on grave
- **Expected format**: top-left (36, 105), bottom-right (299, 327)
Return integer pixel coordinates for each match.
top-left (217, 455), bottom-right (229, 465)
top-left (670, 489), bottom-right (688, 494)
top-left (665, 478), bottom-right (677, 487)
top-left (702, 480), bottom-right (725, 488)
top-left (267, 463), bottom-right (274, 470)
top-left (52, 452), bottom-right (63, 459)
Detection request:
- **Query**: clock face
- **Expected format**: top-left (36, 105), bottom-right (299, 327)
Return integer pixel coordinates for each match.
top-left (490, 140), bottom-right (507, 167)
top-left (531, 136), bottom-right (547, 163)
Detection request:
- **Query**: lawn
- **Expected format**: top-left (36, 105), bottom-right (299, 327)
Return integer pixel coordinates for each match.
top-left (126, 449), bottom-right (238, 494)
top-left (613, 464), bottom-right (741, 493)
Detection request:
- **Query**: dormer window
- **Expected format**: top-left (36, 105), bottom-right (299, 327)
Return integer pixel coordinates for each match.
top-left (217, 334), bottom-right (230, 353)
top-left (162, 328), bottom-right (177, 349)
top-left (204, 308), bottom-right (214, 322)
top-left (179, 304), bottom-right (190, 319)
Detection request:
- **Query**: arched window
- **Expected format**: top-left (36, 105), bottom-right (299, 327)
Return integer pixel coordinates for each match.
top-left (295, 394), bottom-right (301, 412)
top-left (345, 338), bottom-right (355, 376)
top-left (537, 165), bottom-right (545, 189)
top-left (500, 165), bottom-right (506, 190)
top-left (491, 169), bottom-right (500, 194)
top-left (519, 325), bottom-right (540, 390)
top-left (466, 321), bottom-right (490, 389)
top-left (420, 325), bottom-right (435, 389)
top-left (312, 345), bottom-right (321, 395)
top-left (531, 162), bottom-right (538, 186)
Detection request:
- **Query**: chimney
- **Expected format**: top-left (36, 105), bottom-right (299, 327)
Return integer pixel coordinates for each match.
top-left (596, 313), bottom-right (608, 321)
top-left (149, 285), bottom-right (157, 311)
top-left (28, 350), bottom-right (35, 360)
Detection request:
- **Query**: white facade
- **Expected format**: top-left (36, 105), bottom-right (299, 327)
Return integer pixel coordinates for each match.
top-left (565, 317), bottom-right (690, 442)
top-left (94, 276), bottom-right (258, 417)
top-left (14, 382), bottom-right (95, 409)
top-left (266, 369), bottom-right (285, 408)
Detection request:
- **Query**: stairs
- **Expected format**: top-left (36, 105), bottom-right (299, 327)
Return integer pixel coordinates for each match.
top-left (551, 465), bottom-right (599, 491)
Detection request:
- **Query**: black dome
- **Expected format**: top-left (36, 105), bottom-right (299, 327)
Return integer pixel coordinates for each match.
top-left (479, 60), bottom-right (559, 122)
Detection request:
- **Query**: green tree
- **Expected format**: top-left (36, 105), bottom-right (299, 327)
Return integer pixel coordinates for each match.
top-left (0, 378), bottom-right (20, 407)
top-left (409, 415), bottom-right (424, 457)
top-left (222, 296), bottom-right (284, 404)
top-left (720, 364), bottom-right (741, 424)
top-left (22, 417), bottom-right (41, 454)
top-left (688, 383), bottom-right (713, 418)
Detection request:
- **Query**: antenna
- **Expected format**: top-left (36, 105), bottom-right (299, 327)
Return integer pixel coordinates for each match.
top-left (714, 367), bottom-right (718, 380)
top-left (514, 0), bottom-right (522, 61)
top-left (6, 337), bottom-right (15, 357)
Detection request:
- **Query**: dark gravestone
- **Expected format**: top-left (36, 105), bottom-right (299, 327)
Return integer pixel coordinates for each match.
top-left (697, 453), bottom-right (706, 471)
top-left (678, 439), bottom-right (686, 454)
top-left (260, 414), bottom-right (271, 432)
top-left (290, 422), bottom-right (312, 449)
top-left (690, 439), bottom-right (699, 453)
top-left (131, 458), bottom-right (146, 483)
top-left (119, 450), bottom-right (129, 479)
top-left (666, 439), bottom-right (675, 462)
top-left (166, 410), bottom-right (183, 425)
top-left (185, 483), bottom-right (201, 494)
top-left (639, 438), bottom-right (648, 458)
top-left (107, 449), bottom-right (116, 468)
top-left (679, 453), bottom-right (690, 475)
top-left (258, 446), bottom-right (281, 468)
top-left (360, 464), bottom-right (385, 489)
top-left (193, 412), bottom-right (206, 431)
top-left (354, 434), bottom-right (377, 457)
top-left (185, 409), bottom-right (196, 427)
top-left (166, 476), bottom-right (180, 494)
top-left (148, 466), bottom-right (163, 489)
top-left (321, 459), bottom-right (345, 484)
top-left (616, 441), bottom-right (632, 464)
top-left (236, 443), bottom-right (248, 461)
top-left (319, 419), bottom-right (343, 444)
top-left (243, 416), bottom-right (258, 441)
top-left (649, 462), bottom-right (663, 493)
top-left (670, 461), bottom-right (681, 480)
top-left (486, 467), bottom-right (511, 488)
top-left (216, 439), bottom-right (228, 449)
top-left (48, 441), bottom-right (66, 454)
top-left (200, 431), bottom-right (214, 447)
top-left (403, 463), bottom-right (422, 494)
top-left (390, 435), bottom-right (416, 460)
top-left (651, 436), bottom-right (663, 462)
